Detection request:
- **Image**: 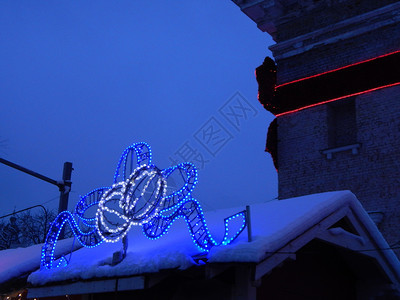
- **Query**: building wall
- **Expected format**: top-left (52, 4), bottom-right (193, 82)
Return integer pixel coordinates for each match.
top-left (232, 0), bottom-right (400, 251)
top-left (265, 0), bottom-right (400, 248)
top-left (278, 85), bottom-right (400, 245)
top-left (275, 22), bottom-right (400, 85)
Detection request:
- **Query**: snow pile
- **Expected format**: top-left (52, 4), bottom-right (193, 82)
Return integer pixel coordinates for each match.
top-left (27, 190), bottom-right (387, 286)
top-left (0, 237), bottom-right (81, 285)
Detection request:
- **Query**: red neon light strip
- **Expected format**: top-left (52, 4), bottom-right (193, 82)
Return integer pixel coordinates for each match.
top-left (276, 50), bottom-right (400, 88)
top-left (276, 81), bottom-right (400, 117)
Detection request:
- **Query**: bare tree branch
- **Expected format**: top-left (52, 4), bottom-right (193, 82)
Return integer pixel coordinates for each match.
top-left (0, 207), bottom-right (73, 249)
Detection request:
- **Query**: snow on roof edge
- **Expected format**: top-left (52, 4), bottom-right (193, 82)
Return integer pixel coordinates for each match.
top-left (25, 190), bottom-right (400, 287)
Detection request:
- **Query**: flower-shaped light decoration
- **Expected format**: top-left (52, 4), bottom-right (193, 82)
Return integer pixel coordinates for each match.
top-left (41, 142), bottom-right (247, 270)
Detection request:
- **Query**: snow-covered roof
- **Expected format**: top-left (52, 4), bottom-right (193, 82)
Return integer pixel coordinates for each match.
top-left (25, 190), bottom-right (400, 293)
top-left (2, 190), bottom-right (399, 297)
top-left (0, 237), bottom-right (81, 293)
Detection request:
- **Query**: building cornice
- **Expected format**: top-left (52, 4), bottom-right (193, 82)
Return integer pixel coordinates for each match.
top-left (269, 2), bottom-right (400, 60)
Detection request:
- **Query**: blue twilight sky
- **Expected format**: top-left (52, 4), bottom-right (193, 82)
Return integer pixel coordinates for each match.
top-left (0, 1), bottom-right (276, 216)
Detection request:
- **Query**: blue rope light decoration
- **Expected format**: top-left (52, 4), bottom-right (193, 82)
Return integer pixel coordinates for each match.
top-left (41, 142), bottom-right (247, 269)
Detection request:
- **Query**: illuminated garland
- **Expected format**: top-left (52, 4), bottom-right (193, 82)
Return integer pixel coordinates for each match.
top-left (142, 199), bottom-right (247, 252)
top-left (41, 142), bottom-right (247, 269)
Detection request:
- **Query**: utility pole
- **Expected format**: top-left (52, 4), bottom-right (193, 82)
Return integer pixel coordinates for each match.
top-left (0, 158), bottom-right (73, 238)
top-left (58, 162), bottom-right (73, 214)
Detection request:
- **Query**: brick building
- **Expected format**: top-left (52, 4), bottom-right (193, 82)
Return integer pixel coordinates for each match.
top-left (232, 0), bottom-right (400, 247)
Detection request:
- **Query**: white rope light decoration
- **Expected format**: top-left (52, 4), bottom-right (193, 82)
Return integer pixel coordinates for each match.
top-left (96, 165), bottom-right (167, 243)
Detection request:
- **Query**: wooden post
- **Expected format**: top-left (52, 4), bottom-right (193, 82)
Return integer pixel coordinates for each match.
top-left (232, 265), bottom-right (256, 300)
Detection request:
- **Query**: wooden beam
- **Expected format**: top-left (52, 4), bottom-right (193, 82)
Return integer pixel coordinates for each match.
top-left (345, 208), bottom-right (400, 286)
top-left (28, 276), bottom-right (145, 298)
top-left (317, 228), bottom-right (374, 257)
